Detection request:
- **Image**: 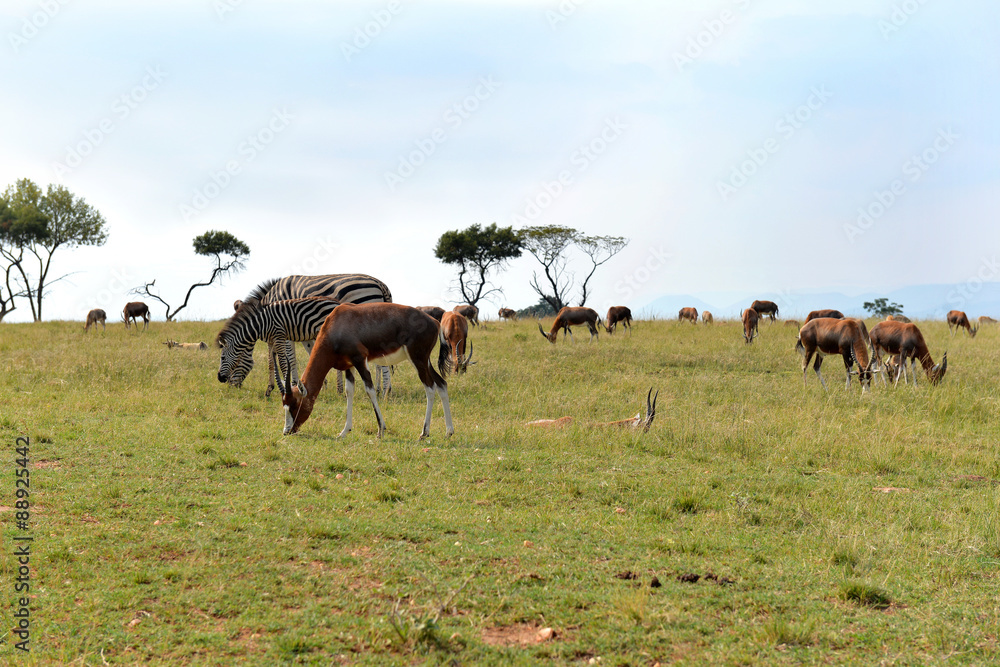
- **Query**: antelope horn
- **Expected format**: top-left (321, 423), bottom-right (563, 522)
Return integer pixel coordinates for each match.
top-left (538, 322), bottom-right (548, 339)
top-left (272, 353), bottom-right (285, 395)
top-left (465, 342), bottom-right (475, 366)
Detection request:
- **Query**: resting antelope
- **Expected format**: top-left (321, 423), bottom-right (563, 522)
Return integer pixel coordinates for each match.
top-left (164, 340), bottom-right (208, 350)
top-left (742, 308), bottom-right (759, 343)
top-left (416, 306), bottom-right (445, 322)
top-left (784, 320), bottom-right (800, 328)
top-left (804, 309), bottom-right (844, 323)
top-left (978, 315), bottom-right (997, 325)
top-left (122, 302), bottom-right (150, 330)
top-left (947, 310), bottom-right (978, 337)
top-left (795, 318), bottom-right (877, 392)
top-left (678, 307), bottom-right (698, 324)
top-left (751, 299), bottom-right (779, 321)
top-left (526, 389), bottom-right (658, 432)
top-left (453, 304), bottom-right (480, 327)
top-left (279, 303), bottom-right (453, 438)
top-left (869, 321), bottom-right (947, 386)
top-left (438, 311), bottom-right (475, 375)
top-left (498, 308), bottom-right (518, 321)
top-left (702, 311), bottom-right (713, 325)
top-left (604, 306), bottom-right (633, 334)
top-left (885, 314), bottom-right (911, 323)
top-left (84, 308), bottom-right (106, 332)
top-left (538, 307), bottom-right (601, 343)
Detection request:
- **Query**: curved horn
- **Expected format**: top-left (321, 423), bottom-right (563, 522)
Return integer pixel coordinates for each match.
top-left (465, 342), bottom-right (475, 366)
top-left (282, 362), bottom-right (293, 397)
top-left (538, 322), bottom-right (548, 340)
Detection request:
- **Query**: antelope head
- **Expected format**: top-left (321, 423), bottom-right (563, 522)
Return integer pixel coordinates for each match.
top-left (538, 322), bottom-right (556, 344)
top-left (456, 342), bottom-right (476, 374)
top-left (930, 352), bottom-right (948, 384)
top-left (970, 324), bottom-right (979, 338)
top-left (280, 364), bottom-right (311, 435)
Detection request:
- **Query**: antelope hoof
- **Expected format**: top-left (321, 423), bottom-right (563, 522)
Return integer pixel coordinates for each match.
top-left (337, 427), bottom-right (351, 438)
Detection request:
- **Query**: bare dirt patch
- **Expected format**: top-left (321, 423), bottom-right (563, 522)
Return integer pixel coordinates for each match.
top-left (482, 623), bottom-right (556, 647)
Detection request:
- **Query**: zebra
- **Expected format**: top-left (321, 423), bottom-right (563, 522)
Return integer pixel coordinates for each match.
top-left (216, 297), bottom-right (342, 396)
top-left (219, 274), bottom-right (394, 394)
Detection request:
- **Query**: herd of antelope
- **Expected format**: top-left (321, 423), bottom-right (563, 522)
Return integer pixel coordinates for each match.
top-left (82, 277), bottom-right (990, 437)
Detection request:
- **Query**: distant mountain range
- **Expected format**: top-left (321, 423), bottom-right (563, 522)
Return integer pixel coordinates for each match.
top-left (639, 282), bottom-right (1000, 320)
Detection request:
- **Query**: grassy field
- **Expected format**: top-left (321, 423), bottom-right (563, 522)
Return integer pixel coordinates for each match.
top-left (1, 316), bottom-right (999, 665)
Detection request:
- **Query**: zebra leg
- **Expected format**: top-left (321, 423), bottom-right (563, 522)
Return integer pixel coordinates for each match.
top-left (355, 362), bottom-right (386, 437)
top-left (265, 341), bottom-right (277, 397)
top-left (378, 365), bottom-right (392, 397)
top-left (339, 370), bottom-right (355, 438)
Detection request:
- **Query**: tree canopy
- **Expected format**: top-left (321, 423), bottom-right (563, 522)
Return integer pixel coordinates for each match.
top-left (863, 297), bottom-right (904, 318)
top-left (434, 223), bottom-right (521, 307)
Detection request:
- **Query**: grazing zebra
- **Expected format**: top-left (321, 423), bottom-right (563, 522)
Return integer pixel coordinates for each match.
top-left (221, 274), bottom-right (393, 393)
top-left (217, 297), bottom-right (342, 396)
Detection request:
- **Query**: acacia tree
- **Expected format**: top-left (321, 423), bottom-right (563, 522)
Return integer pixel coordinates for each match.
top-left (434, 223), bottom-right (522, 307)
top-left (520, 225), bottom-right (579, 312)
top-left (133, 230), bottom-right (250, 321)
top-left (0, 179), bottom-right (108, 321)
top-left (863, 298), bottom-right (904, 318)
top-left (0, 198), bottom-right (37, 321)
top-left (576, 234), bottom-right (629, 306)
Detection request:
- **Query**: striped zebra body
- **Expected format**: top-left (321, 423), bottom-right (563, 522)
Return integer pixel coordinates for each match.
top-left (219, 274), bottom-right (393, 394)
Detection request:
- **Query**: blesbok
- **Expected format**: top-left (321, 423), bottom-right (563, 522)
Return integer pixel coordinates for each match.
top-left (869, 321), bottom-right (947, 386)
top-left (526, 389), bottom-right (658, 432)
top-left (279, 303), bottom-right (453, 439)
top-left (498, 308), bottom-right (518, 321)
top-left (416, 306), bottom-right (445, 322)
top-left (164, 340), bottom-right (208, 350)
top-left (233, 300), bottom-right (243, 312)
top-left (885, 314), bottom-right (911, 323)
top-left (804, 309), bottom-right (844, 323)
top-left (122, 302), bottom-right (150, 330)
top-left (795, 318), bottom-right (877, 392)
top-left (605, 306), bottom-right (633, 334)
top-left (741, 308), bottom-right (759, 343)
top-left (438, 310), bottom-right (475, 375)
top-left (678, 307), bottom-right (698, 324)
top-left (538, 307), bottom-right (601, 343)
top-left (702, 311), bottom-right (713, 325)
top-left (751, 300), bottom-right (779, 321)
top-left (978, 315), bottom-right (997, 325)
top-left (947, 310), bottom-right (978, 337)
top-left (784, 320), bottom-right (800, 328)
top-left (453, 304), bottom-right (480, 327)
top-left (84, 309), bottom-right (106, 332)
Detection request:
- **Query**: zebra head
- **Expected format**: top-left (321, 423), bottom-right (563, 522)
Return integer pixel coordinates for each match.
top-left (216, 333), bottom-right (255, 387)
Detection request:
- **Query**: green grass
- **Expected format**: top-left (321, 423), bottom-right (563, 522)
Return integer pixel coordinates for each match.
top-left (2, 317), bottom-right (999, 664)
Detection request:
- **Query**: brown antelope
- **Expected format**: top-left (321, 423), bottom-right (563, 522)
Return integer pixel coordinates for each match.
top-left (885, 314), bottom-right (911, 323)
top-left (741, 308), bottom-right (759, 343)
top-left (869, 321), bottom-right (947, 386)
top-left (498, 308), bottom-right (518, 321)
top-left (605, 306), bottom-right (633, 334)
top-left (751, 299), bottom-right (779, 321)
top-left (122, 302), bottom-right (150, 330)
top-left (702, 311), bottom-right (713, 325)
top-left (453, 304), bottom-right (479, 326)
top-left (784, 320), bottom-right (800, 328)
top-left (279, 303), bottom-right (453, 439)
top-left (795, 318), bottom-right (877, 392)
top-left (164, 340), bottom-right (208, 350)
top-left (416, 306), bottom-right (445, 322)
top-left (538, 307), bottom-right (601, 343)
top-left (947, 310), bottom-right (978, 337)
top-left (804, 309), bottom-right (844, 323)
top-left (678, 307), bottom-right (698, 324)
top-left (438, 311), bottom-right (475, 375)
top-left (526, 389), bottom-right (658, 432)
top-left (84, 308), bottom-right (106, 332)
top-left (978, 315), bottom-right (997, 325)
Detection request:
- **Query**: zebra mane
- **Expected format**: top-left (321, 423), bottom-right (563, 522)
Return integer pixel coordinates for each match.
top-left (215, 277), bottom-right (281, 346)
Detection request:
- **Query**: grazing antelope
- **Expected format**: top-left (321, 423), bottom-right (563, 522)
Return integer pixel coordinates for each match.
top-left (538, 307), bottom-right (601, 343)
top-left (605, 306), bottom-right (633, 334)
top-left (947, 310), bottom-right (978, 337)
top-left (784, 320), bottom-right (800, 328)
top-left (869, 321), bottom-right (947, 386)
top-left (84, 308), bottom-right (106, 332)
top-left (885, 314), bottom-right (911, 323)
top-left (233, 300), bottom-right (243, 312)
top-left (122, 302), bottom-right (150, 330)
top-left (498, 308), bottom-right (518, 321)
top-left (978, 315), bottom-right (997, 325)
top-left (526, 389), bottom-right (658, 432)
top-left (164, 340), bottom-right (208, 350)
top-left (416, 306), bottom-right (445, 322)
top-left (702, 311), bottom-right (713, 325)
top-left (678, 307), bottom-right (698, 324)
top-left (796, 318), bottom-right (877, 392)
top-left (279, 303), bottom-right (453, 439)
top-left (742, 308), bottom-right (759, 343)
top-left (751, 299), bottom-right (779, 321)
top-left (804, 309), bottom-right (844, 323)
top-left (453, 304), bottom-right (480, 326)
top-left (438, 311), bottom-right (475, 375)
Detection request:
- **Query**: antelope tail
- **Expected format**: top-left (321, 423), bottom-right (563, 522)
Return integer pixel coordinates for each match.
top-left (437, 329), bottom-right (451, 376)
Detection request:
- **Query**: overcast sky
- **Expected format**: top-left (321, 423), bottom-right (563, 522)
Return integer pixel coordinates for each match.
top-left (1, 0), bottom-right (997, 322)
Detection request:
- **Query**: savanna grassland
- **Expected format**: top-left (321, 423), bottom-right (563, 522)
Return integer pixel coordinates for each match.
top-left (1, 316), bottom-right (999, 665)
